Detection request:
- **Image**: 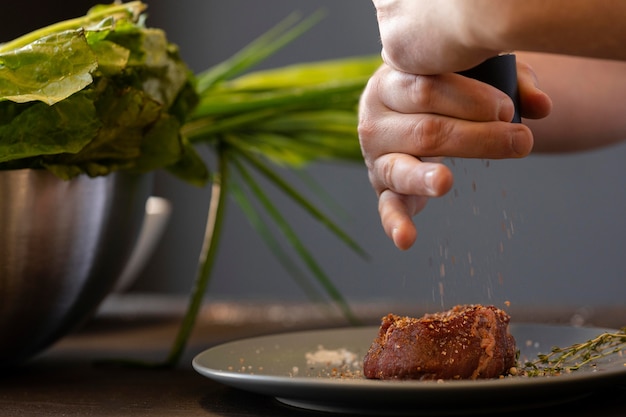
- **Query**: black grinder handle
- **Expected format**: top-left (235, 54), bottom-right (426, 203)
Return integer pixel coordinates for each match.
top-left (457, 54), bottom-right (521, 123)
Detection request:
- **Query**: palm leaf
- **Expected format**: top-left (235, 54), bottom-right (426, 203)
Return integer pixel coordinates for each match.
top-left (230, 154), bottom-right (359, 324)
top-left (229, 179), bottom-right (335, 313)
top-left (233, 146), bottom-right (368, 260)
top-left (195, 11), bottom-right (325, 93)
top-left (161, 13), bottom-right (379, 366)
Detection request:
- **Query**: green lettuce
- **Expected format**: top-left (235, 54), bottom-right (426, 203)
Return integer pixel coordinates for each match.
top-left (0, 1), bottom-right (208, 184)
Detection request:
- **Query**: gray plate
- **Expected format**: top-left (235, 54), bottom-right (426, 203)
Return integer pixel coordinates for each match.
top-left (192, 324), bottom-right (626, 416)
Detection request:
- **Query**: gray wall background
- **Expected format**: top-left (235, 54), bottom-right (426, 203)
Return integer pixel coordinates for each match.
top-left (135, 0), bottom-right (626, 312)
top-left (6, 1), bottom-right (626, 314)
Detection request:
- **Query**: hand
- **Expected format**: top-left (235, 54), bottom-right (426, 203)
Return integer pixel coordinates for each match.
top-left (358, 62), bottom-right (551, 250)
top-left (373, 0), bottom-right (498, 74)
top-left (373, 0), bottom-right (626, 74)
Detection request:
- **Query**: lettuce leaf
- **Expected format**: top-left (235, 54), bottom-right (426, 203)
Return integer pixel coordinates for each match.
top-left (0, 2), bottom-right (209, 184)
top-left (0, 31), bottom-right (97, 105)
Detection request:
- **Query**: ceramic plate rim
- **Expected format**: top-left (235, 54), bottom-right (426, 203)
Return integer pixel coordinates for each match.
top-left (192, 323), bottom-right (626, 415)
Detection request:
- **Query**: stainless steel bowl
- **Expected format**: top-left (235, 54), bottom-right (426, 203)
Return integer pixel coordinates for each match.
top-left (0, 169), bottom-right (152, 366)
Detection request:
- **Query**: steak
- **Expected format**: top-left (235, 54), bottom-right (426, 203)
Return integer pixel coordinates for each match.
top-left (363, 305), bottom-right (516, 380)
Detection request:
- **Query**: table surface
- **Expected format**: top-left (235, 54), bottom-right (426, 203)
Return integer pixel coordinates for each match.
top-left (1, 296), bottom-right (625, 417)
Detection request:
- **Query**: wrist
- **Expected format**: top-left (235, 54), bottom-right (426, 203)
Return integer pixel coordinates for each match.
top-left (453, 1), bottom-right (514, 68)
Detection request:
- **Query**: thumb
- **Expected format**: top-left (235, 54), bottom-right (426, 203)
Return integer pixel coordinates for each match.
top-left (517, 61), bottom-right (553, 120)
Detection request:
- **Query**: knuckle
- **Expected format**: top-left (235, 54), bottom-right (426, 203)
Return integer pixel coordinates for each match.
top-left (410, 116), bottom-right (445, 153)
top-left (367, 156), bottom-right (395, 195)
top-left (357, 77), bottom-right (386, 147)
top-left (357, 117), bottom-right (380, 147)
top-left (516, 60), bottom-right (534, 74)
top-left (408, 75), bottom-right (438, 109)
top-left (379, 156), bottom-right (398, 190)
top-left (380, 41), bottom-right (405, 68)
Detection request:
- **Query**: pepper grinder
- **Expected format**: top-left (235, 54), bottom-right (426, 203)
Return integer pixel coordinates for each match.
top-left (457, 54), bottom-right (521, 123)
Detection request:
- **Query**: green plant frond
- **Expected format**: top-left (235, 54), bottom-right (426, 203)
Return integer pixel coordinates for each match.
top-left (226, 131), bottom-right (361, 167)
top-left (230, 156), bottom-right (359, 324)
top-left (289, 132), bottom-right (363, 162)
top-left (183, 109), bottom-right (280, 142)
top-left (225, 132), bottom-right (313, 167)
top-left (195, 11), bottom-right (326, 93)
top-left (254, 110), bottom-right (359, 135)
top-left (229, 179), bottom-right (337, 315)
top-left (293, 169), bottom-right (351, 224)
top-left (234, 145), bottom-right (369, 260)
top-left (192, 79), bottom-right (365, 118)
top-left (164, 144), bottom-right (231, 367)
top-left (227, 55), bottom-right (381, 91)
top-left (187, 73), bottom-right (369, 151)
top-left (185, 108), bottom-right (363, 166)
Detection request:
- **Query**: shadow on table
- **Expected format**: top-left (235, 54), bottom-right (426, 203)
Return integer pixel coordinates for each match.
top-left (200, 383), bottom-right (626, 417)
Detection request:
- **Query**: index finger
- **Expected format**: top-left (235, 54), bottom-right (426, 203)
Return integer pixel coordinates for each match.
top-left (363, 65), bottom-right (517, 123)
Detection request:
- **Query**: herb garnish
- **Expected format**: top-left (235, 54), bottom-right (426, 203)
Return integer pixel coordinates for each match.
top-left (518, 327), bottom-right (626, 377)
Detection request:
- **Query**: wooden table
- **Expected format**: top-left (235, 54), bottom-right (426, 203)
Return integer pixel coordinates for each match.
top-left (0, 296), bottom-right (624, 416)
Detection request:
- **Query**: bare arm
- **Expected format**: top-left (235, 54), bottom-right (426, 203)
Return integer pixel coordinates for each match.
top-left (363, 1), bottom-right (626, 249)
top-left (520, 52), bottom-right (626, 152)
top-left (357, 52), bottom-right (626, 249)
top-left (375, 0), bottom-right (626, 74)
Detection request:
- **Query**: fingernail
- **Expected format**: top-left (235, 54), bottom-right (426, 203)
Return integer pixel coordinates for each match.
top-left (391, 227), bottom-right (400, 245)
top-left (424, 168), bottom-right (437, 194)
top-left (511, 130), bottom-right (533, 156)
top-left (391, 227), bottom-right (410, 251)
top-left (498, 97), bottom-right (515, 122)
top-left (528, 67), bottom-right (540, 88)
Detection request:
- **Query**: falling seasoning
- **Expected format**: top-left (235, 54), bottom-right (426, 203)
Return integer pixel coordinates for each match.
top-left (422, 158), bottom-right (520, 306)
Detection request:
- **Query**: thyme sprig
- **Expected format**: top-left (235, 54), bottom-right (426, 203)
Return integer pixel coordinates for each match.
top-left (519, 327), bottom-right (626, 377)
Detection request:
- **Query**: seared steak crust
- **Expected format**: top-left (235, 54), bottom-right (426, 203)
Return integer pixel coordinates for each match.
top-left (363, 305), bottom-right (516, 380)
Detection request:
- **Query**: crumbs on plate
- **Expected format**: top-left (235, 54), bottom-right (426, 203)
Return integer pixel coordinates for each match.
top-left (304, 345), bottom-right (362, 379)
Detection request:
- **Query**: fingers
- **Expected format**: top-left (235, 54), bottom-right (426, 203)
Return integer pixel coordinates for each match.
top-left (368, 153), bottom-right (453, 198)
top-left (363, 111), bottom-right (533, 161)
top-left (373, 66), bottom-right (517, 122)
top-left (517, 60), bottom-right (553, 119)
top-left (359, 65), bottom-right (535, 165)
top-left (378, 190), bottom-right (426, 250)
top-left (358, 62), bottom-right (543, 250)
top-left (372, 156), bottom-right (452, 250)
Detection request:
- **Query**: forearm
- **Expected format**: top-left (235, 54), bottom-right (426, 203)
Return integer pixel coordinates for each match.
top-left (463, 1), bottom-right (626, 61)
top-left (365, 1), bottom-right (626, 249)
top-left (519, 52), bottom-right (626, 152)
top-left (375, 0), bottom-right (626, 74)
